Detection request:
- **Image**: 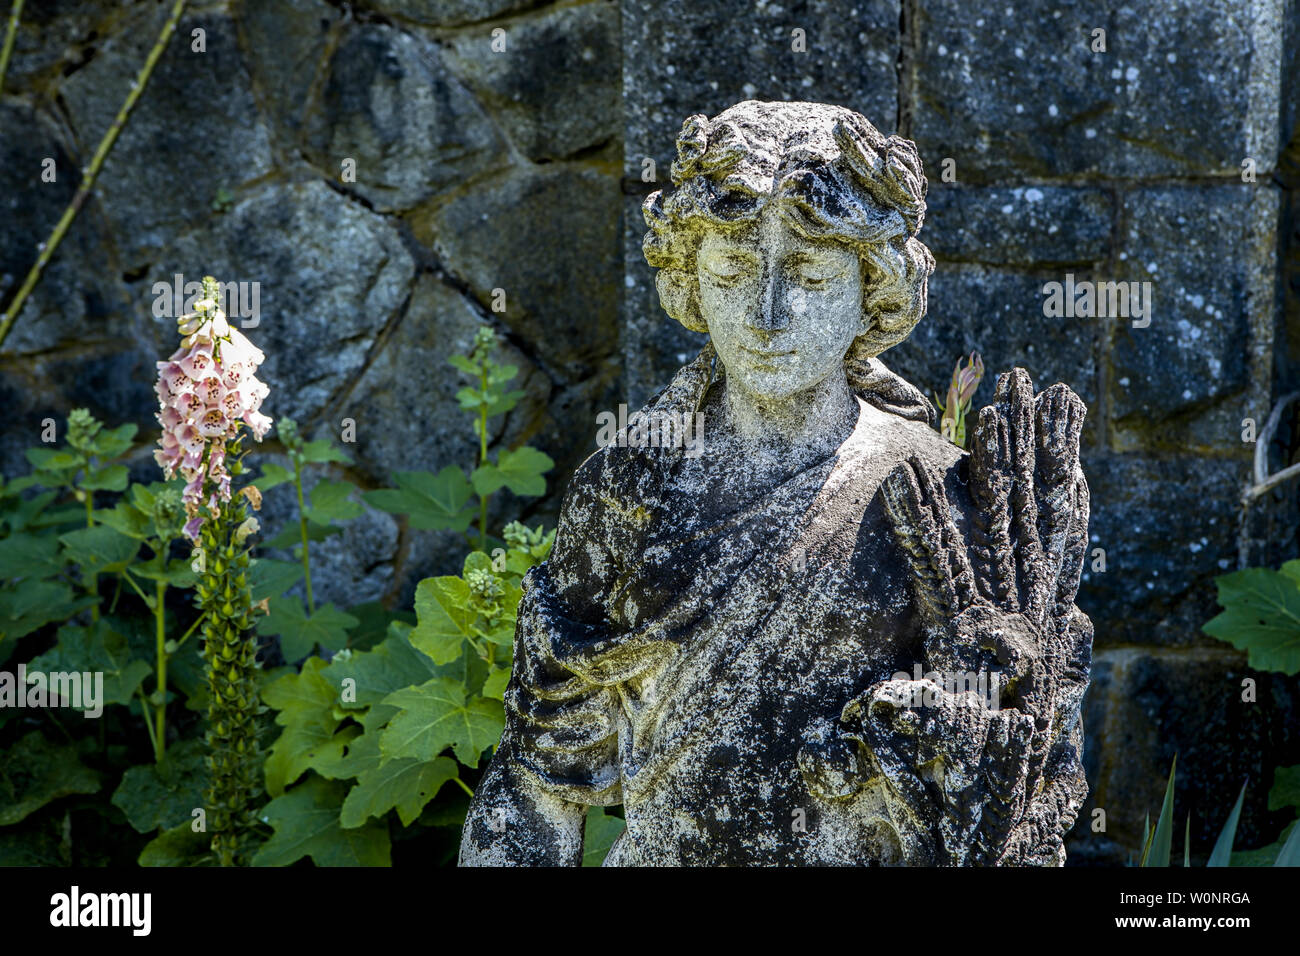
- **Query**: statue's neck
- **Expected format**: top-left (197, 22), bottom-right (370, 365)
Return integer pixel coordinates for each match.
top-left (721, 372), bottom-right (860, 458)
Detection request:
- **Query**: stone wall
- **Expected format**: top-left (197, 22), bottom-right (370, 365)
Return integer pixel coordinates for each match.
top-left (1, 0), bottom-right (623, 606)
top-left (3, 0), bottom-right (1299, 864)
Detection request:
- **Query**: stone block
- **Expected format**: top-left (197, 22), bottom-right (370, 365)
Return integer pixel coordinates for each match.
top-left (443, 2), bottom-right (620, 161)
top-left (911, 0), bottom-right (1287, 180)
top-left (303, 22), bottom-right (508, 211)
top-left (425, 164), bottom-right (621, 379)
top-left (1068, 647), bottom-right (1300, 864)
top-left (59, 7), bottom-right (274, 270)
top-left (1079, 454), bottom-right (1246, 648)
top-left (147, 178), bottom-right (415, 426)
top-left (1108, 185), bottom-right (1279, 453)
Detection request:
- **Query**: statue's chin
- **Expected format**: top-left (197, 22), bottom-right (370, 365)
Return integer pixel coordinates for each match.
top-left (726, 365), bottom-right (841, 404)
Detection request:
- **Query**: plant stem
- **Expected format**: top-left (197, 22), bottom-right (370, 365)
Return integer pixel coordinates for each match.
top-left (173, 611), bottom-right (202, 651)
top-left (137, 687), bottom-right (158, 754)
top-left (295, 464), bottom-right (313, 613)
top-left (84, 488), bottom-right (97, 620)
top-left (478, 364), bottom-right (489, 552)
top-left (120, 567), bottom-right (151, 607)
top-left (0, 0), bottom-right (24, 92)
top-left (0, 0), bottom-right (187, 349)
top-left (154, 580), bottom-right (167, 762)
top-left (452, 777), bottom-right (475, 798)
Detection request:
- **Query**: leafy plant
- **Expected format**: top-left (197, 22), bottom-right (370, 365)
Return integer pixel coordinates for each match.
top-left (256, 327), bottom-right (623, 866)
top-left (0, 325), bottom-right (621, 867)
top-left (1133, 757), bottom-right (1300, 867)
top-left (933, 351), bottom-right (984, 448)
top-left (1202, 559), bottom-right (1300, 864)
top-left (252, 416), bottom-right (358, 662)
top-left (1203, 560), bottom-right (1300, 675)
top-left (365, 327), bottom-right (553, 552)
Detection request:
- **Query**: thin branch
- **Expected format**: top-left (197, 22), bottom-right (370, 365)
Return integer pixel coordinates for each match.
top-left (0, 0), bottom-right (187, 349)
top-left (1237, 393), bottom-right (1300, 569)
top-left (0, 0), bottom-right (24, 92)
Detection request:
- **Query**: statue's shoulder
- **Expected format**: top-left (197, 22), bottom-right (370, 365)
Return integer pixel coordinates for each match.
top-left (849, 398), bottom-right (968, 492)
top-left (568, 349), bottom-right (716, 504)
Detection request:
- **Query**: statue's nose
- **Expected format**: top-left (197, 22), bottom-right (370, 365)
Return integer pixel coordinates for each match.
top-left (751, 266), bottom-right (789, 333)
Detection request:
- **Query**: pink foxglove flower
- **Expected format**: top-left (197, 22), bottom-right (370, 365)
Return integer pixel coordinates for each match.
top-left (153, 279), bottom-right (273, 542)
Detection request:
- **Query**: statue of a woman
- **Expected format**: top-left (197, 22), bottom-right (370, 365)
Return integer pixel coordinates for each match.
top-left (459, 101), bottom-right (1092, 866)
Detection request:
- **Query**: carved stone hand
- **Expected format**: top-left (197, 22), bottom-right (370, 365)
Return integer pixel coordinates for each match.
top-left (800, 369), bottom-right (1092, 865)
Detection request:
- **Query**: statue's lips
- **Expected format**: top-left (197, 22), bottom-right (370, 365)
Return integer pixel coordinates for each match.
top-left (739, 344), bottom-right (795, 361)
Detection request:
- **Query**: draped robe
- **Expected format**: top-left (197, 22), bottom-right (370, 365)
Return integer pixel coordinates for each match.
top-left (484, 350), bottom-right (983, 865)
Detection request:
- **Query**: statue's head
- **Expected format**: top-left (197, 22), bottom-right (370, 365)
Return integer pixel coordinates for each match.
top-left (643, 101), bottom-right (933, 401)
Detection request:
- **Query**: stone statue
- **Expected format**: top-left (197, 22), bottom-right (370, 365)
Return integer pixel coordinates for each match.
top-left (459, 101), bottom-right (1092, 866)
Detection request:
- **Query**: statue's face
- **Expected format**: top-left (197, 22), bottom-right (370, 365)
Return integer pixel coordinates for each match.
top-left (697, 204), bottom-right (864, 401)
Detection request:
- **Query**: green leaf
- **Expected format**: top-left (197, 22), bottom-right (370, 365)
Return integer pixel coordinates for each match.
top-left (28, 620), bottom-right (152, 708)
top-left (322, 627), bottom-right (442, 711)
top-left (254, 776), bottom-right (390, 867)
top-left (82, 463), bottom-right (129, 491)
top-left (474, 446), bottom-right (553, 498)
top-left (1208, 782), bottom-right (1247, 867)
top-left (1274, 817), bottom-right (1300, 867)
top-left (582, 807), bottom-right (625, 866)
top-left (257, 599), bottom-right (358, 662)
top-left (25, 448), bottom-right (81, 472)
top-left (0, 580), bottom-right (91, 643)
top-left (311, 723), bottom-right (381, 781)
top-left (481, 666), bottom-right (510, 700)
top-left (0, 531), bottom-right (63, 580)
top-left (90, 422), bottom-right (138, 459)
top-left (138, 821), bottom-right (213, 867)
top-left (248, 558), bottom-right (304, 602)
top-left (411, 576), bottom-right (475, 665)
top-left (0, 731), bottom-right (100, 825)
top-left (1203, 563), bottom-right (1300, 675)
top-left (111, 740), bottom-right (208, 834)
top-left (1142, 757), bottom-right (1177, 868)
top-left (379, 677), bottom-right (504, 768)
top-left (341, 602), bottom-right (413, 654)
top-left (1230, 821), bottom-right (1296, 866)
top-left (253, 462), bottom-right (294, 492)
top-left (299, 439), bottom-right (351, 465)
top-left (130, 556), bottom-right (196, 588)
top-left (95, 500), bottom-right (153, 541)
top-left (1269, 765), bottom-right (1300, 811)
top-left (340, 756), bottom-right (458, 828)
top-left (59, 523), bottom-right (141, 574)
top-left (305, 480), bottom-right (364, 524)
top-left (362, 467), bottom-right (473, 532)
top-left (2, 489), bottom-right (59, 532)
top-left (447, 354), bottom-right (478, 375)
top-left (0, 815), bottom-right (68, 865)
top-left (469, 463), bottom-right (505, 497)
top-left (262, 658), bottom-right (345, 796)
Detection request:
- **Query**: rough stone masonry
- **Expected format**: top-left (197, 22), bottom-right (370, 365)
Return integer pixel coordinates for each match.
top-left (461, 101), bottom-right (1092, 865)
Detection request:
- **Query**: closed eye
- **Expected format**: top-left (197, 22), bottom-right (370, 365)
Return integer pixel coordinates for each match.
top-left (703, 255), bottom-right (758, 281)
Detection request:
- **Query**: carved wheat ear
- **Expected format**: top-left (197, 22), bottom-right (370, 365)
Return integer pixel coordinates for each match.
top-left (968, 404), bottom-right (1016, 607)
top-left (882, 456), bottom-right (976, 627)
top-left (1032, 384), bottom-right (1089, 625)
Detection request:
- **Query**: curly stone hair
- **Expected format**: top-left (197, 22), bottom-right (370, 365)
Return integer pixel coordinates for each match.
top-left (642, 101), bottom-right (935, 363)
